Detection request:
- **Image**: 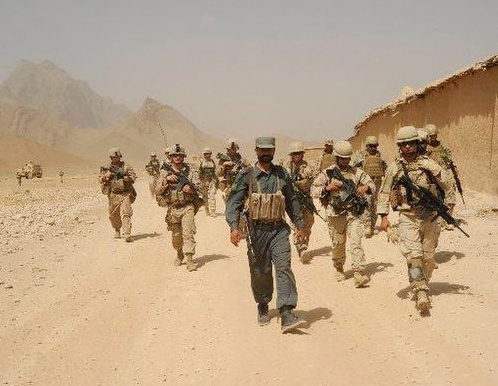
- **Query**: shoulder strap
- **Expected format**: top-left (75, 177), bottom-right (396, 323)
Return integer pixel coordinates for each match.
top-left (247, 166), bottom-right (255, 219)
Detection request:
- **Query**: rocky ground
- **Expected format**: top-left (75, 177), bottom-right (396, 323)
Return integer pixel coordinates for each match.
top-left (0, 175), bottom-right (498, 385)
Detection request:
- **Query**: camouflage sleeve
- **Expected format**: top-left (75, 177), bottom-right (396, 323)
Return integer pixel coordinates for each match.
top-left (125, 164), bottom-right (137, 182)
top-left (189, 166), bottom-right (202, 191)
top-left (155, 174), bottom-right (168, 195)
top-left (225, 169), bottom-right (249, 231)
top-left (216, 163), bottom-right (225, 178)
top-left (358, 169), bottom-right (376, 195)
top-left (311, 170), bottom-right (328, 198)
top-left (377, 163), bottom-right (398, 215)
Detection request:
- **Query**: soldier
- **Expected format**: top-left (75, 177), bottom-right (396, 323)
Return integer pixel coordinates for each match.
top-left (198, 147), bottom-right (218, 217)
top-left (155, 144), bottom-right (202, 272)
top-left (425, 124), bottom-right (458, 222)
top-left (312, 141), bottom-right (375, 288)
top-left (353, 136), bottom-right (387, 237)
top-left (99, 148), bottom-right (137, 242)
top-left (282, 142), bottom-right (316, 263)
top-left (162, 147), bottom-right (172, 168)
top-left (417, 129), bottom-right (429, 155)
top-left (145, 152), bottom-right (161, 198)
top-left (59, 170), bottom-right (64, 183)
top-left (226, 137), bottom-right (307, 333)
top-left (317, 139), bottom-right (335, 172)
top-left (16, 169), bottom-right (22, 186)
top-left (378, 126), bottom-right (448, 313)
top-left (216, 139), bottom-right (249, 201)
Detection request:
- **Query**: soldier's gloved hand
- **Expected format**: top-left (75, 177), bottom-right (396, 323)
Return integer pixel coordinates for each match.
top-left (166, 174), bottom-right (179, 183)
top-left (325, 179), bottom-right (343, 192)
top-left (182, 185), bottom-right (193, 195)
top-left (380, 215), bottom-right (390, 232)
top-left (295, 229), bottom-right (306, 244)
top-left (355, 185), bottom-right (369, 197)
top-left (230, 229), bottom-right (240, 246)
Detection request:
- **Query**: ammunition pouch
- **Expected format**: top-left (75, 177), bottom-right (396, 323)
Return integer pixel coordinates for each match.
top-left (248, 191), bottom-right (286, 222)
top-left (109, 179), bottom-right (126, 193)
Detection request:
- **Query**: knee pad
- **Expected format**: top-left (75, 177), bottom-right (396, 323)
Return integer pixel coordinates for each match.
top-left (408, 258), bottom-right (426, 283)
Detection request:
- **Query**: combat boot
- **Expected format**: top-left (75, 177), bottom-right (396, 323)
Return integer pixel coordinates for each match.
top-left (257, 303), bottom-right (270, 326)
top-left (124, 234), bottom-right (132, 243)
top-left (353, 271), bottom-right (370, 288)
top-left (280, 306), bottom-right (306, 333)
top-left (185, 253), bottom-right (197, 272)
top-left (174, 250), bottom-right (184, 266)
top-left (113, 229), bottom-right (121, 239)
top-left (416, 290), bottom-right (430, 313)
top-left (335, 267), bottom-right (346, 282)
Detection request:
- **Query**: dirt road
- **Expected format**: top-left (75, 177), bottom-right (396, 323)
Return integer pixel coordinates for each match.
top-left (1, 176), bottom-right (498, 385)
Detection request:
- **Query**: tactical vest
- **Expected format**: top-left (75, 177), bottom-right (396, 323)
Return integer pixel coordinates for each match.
top-left (319, 152), bottom-right (335, 171)
top-left (427, 144), bottom-right (448, 168)
top-left (199, 160), bottom-right (216, 180)
top-left (390, 161), bottom-right (440, 212)
top-left (158, 165), bottom-right (194, 206)
top-left (363, 154), bottom-right (384, 178)
top-left (248, 172), bottom-right (286, 222)
top-left (146, 160), bottom-right (160, 176)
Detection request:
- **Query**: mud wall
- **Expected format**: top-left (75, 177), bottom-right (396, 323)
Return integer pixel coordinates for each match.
top-left (349, 65), bottom-right (498, 195)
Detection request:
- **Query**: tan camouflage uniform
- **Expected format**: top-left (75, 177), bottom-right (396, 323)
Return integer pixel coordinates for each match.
top-left (312, 165), bottom-right (375, 277)
top-left (199, 158), bottom-right (218, 216)
top-left (99, 162), bottom-right (137, 239)
top-left (155, 163), bottom-right (201, 270)
top-left (145, 157), bottom-right (161, 197)
top-left (316, 151), bottom-right (335, 172)
top-left (353, 149), bottom-right (387, 234)
top-left (377, 155), bottom-right (448, 297)
top-left (216, 153), bottom-right (249, 201)
top-left (282, 158), bottom-right (316, 260)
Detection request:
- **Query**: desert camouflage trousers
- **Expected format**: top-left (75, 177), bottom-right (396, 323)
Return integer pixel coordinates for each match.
top-left (363, 177), bottom-right (382, 232)
top-left (108, 192), bottom-right (133, 236)
top-left (148, 175), bottom-right (159, 197)
top-left (291, 207), bottom-right (314, 250)
top-left (166, 203), bottom-right (197, 255)
top-left (398, 211), bottom-right (439, 295)
top-left (201, 179), bottom-right (217, 215)
top-left (327, 214), bottom-right (365, 273)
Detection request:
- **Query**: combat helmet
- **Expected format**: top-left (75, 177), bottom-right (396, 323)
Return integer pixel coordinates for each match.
top-left (108, 147), bottom-right (122, 157)
top-left (171, 144), bottom-right (186, 156)
top-left (333, 141), bottom-right (353, 158)
top-left (365, 136), bottom-right (378, 146)
top-left (225, 138), bottom-right (239, 150)
top-left (424, 124), bottom-right (438, 136)
top-left (324, 139), bottom-right (334, 146)
top-left (417, 129), bottom-right (428, 143)
top-left (396, 126), bottom-right (419, 144)
top-left (202, 147), bottom-right (212, 154)
top-left (150, 152), bottom-right (157, 157)
top-left (288, 141), bottom-right (305, 155)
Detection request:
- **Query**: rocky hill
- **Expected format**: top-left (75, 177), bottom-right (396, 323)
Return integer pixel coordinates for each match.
top-left (0, 60), bottom-right (131, 128)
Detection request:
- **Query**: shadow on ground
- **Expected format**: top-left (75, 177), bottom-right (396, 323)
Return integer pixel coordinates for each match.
top-left (195, 254), bottom-right (230, 268)
top-left (302, 246), bottom-right (332, 263)
top-left (130, 232), bottom-right (161, 242)
top-left (363, 262), bottom-right (394, 277)
top-left (397, 282), bottom-right (472, 299)
top-left (435, 251), bottom-right (465, 264)
top-left (267, 307), bottom-right (333, 334)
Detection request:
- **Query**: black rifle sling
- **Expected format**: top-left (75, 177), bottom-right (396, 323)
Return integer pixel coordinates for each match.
top-left (400, 162), bottom-right (416, 205)
top-left (421, 168), bottom-right (445, 201)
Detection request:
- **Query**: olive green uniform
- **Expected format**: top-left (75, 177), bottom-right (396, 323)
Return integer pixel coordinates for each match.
top-left (377, 155), bottom-right (448, 296)
top-left (225, 164), bottom-right (304, 310)
top-left (312, 165), bottom-right (375, 273)
top-left (99, 162), bottom-right (137, 238)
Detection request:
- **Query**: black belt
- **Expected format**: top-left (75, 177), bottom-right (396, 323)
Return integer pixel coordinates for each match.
top-left (252, 220), bottom-right (286, 229)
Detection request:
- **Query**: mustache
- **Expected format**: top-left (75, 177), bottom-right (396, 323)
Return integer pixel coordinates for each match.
top-left (258, 154), bottom-right (274, 163)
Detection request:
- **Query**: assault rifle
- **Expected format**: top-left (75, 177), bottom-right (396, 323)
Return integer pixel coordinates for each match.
top-left (448, 160), bottom-right (465, 205)
top-left (290, 170), bottom-right (326, 222)
top-left (398, 166), bottom-right (469, 238)
top-left (325, 168), bottom-right (368, 216)
top-left (160, 163), bottom-right (205, 205)
top-left (216, 152), bottom-right (243, 171)
top-left (100, 165), bottom-right (126, 180)
top-left (241, 210), bottom-right (256, 262)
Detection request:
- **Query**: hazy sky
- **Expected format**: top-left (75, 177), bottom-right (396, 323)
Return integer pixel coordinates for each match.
top-left (1, 0), bottom-right (497, 141)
